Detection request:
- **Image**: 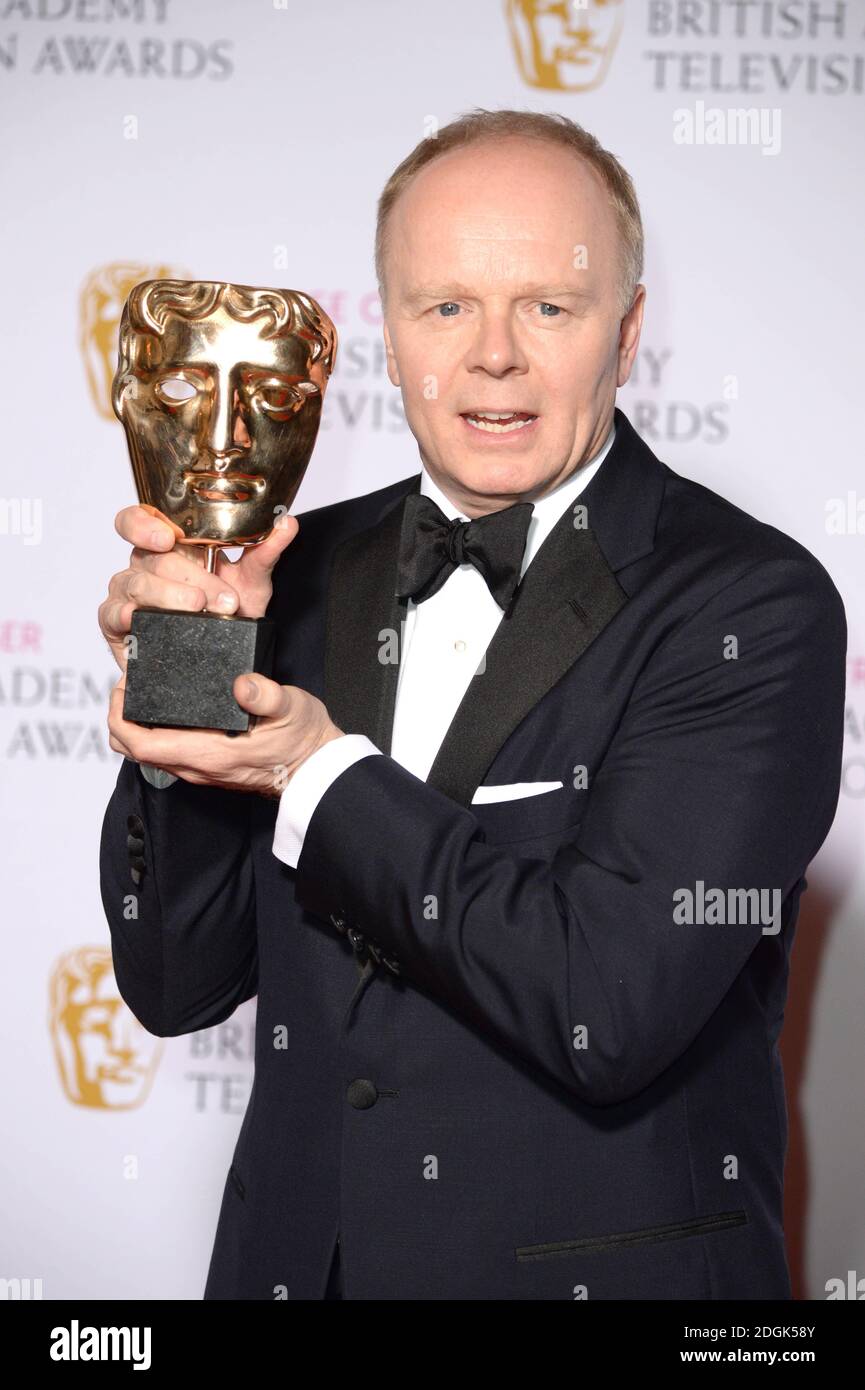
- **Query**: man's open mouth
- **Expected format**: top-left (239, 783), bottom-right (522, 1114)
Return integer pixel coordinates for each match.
top-left (460, 410), bottom-right (538, 434)
top-left (186, 472), bottom-right (267, 503)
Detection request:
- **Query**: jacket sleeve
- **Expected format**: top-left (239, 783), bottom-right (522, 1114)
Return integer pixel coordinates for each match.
top-left (99, 757), bottom-right (258, 1037)
top-left (293, 555), bottom-right (847, 1105)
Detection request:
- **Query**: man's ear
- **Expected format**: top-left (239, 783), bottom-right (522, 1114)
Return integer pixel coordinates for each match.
top-left (617, 285), bottom-right (645, 389)
top-left (383, 321), bottom-right (401, 388)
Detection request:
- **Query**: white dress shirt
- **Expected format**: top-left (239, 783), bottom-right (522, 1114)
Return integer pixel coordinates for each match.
top-left (272, 423), bottom-right (616, 868)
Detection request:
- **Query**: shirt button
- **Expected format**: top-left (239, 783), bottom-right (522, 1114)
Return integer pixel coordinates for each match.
top-left (346, 1079), bottom-right (378, 1110)
top-left (454, 639), bottom-right (467, 652)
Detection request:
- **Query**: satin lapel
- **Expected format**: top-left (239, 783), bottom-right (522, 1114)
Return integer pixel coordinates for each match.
top-left (324, 476), bottom-right (418, 751)
top-left (423, 518), bottom-right (625, 806)
top-left (425, 410), bottom-right (667, 806)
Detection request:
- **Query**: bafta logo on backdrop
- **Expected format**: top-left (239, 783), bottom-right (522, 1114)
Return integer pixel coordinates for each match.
top-left (80, 262), bottom-right (189, 420)
top-left (504, 0), bottom-right (623, 92)
top-left (49, 946), bottom-right (162, 1109)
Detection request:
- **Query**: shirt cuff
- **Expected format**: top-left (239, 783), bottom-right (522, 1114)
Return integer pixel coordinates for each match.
top-left (272, 734), bottom-right (383, 868)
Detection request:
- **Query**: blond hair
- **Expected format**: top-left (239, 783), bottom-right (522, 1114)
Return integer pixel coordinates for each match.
top-left (375, 109), bottom-right (644, 318)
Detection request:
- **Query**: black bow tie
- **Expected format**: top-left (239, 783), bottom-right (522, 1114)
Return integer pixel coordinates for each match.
top-left (395, 491), bottom-right (534, 611)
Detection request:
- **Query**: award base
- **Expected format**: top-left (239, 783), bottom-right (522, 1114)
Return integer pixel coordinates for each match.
top-left (122, 607), bottom-right (276, 733)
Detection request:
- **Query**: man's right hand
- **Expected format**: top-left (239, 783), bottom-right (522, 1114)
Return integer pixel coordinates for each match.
top-left (98, 505), bottom-right (299, 674)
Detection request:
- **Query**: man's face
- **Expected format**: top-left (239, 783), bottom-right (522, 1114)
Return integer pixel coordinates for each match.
top-left (382, 136), bottom-right (643, 516)
top-left (117, 305), bottom-right (325, 545)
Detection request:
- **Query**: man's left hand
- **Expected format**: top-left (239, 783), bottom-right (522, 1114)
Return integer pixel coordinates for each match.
top-left (107, 672), bottom-right (344, 798)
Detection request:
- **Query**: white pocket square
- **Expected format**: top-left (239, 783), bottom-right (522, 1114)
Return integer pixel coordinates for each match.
top-left (471, 780), bottom-right (564, 805)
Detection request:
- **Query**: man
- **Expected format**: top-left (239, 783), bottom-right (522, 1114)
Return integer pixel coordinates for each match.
top-left (99, 110), bottom-right (846, 1300)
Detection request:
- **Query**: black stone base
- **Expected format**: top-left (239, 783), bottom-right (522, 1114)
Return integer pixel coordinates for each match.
top-left (122, 607), bottom-right (276, 733)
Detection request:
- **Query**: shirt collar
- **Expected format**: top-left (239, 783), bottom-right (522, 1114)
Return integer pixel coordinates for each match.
top-left (419, 420), bottom-right (617, 577)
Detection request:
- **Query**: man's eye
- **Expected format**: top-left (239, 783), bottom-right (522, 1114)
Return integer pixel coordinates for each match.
top-left (156, 377), bottom-right (198, 403)
top-left (436, 302), bottom-right (460, 317)
top-left (537, 302), bottom-right (563, 317)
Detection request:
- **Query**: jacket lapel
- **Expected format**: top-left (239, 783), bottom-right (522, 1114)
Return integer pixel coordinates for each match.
top-left (324, 476), bottom-right (418, 750)
top-left (324, 408), bottom-right (667, 807)
top-left (425, 521), bottom-right (626, 806)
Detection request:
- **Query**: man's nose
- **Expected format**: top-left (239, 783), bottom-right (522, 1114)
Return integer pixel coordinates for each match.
top-left (464, 310), bottom-right (529, 377)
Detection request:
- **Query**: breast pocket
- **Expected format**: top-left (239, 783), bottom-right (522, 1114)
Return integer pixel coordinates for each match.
top-left (471, 782), bottom-right (583, 846)
top-left (471, 780), bottom-right (565, 804)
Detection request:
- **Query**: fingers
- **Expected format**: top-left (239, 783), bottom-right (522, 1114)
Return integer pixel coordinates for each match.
top-left (99, 595), bottom-right (137, 646)
top-left (106, 679), bottom-right (188, 768)
top-left (107, 679), bottom-right (135, 759)
top-left (106, 680), bottom-right (237, 777)
top-left (98, 573), bottom-right (209, 670)
top-left (115, 503), bottom-right (183, 553)
top-left (114, 565), bottom-right (206, 608)
top-left (102, 507), bottom-right (245, 672)
top-left (127, 548), bottom-right (239, 614)
top-left (99, 559), bottom-right (229, 663)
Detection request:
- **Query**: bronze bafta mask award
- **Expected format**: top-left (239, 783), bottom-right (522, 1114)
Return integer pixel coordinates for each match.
top-left (112, 279), bottom-right (337, 732)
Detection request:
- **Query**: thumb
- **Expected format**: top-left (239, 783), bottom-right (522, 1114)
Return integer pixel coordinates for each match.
top-left (236, 514), bottom-right (299, 583)
top-left (233, 673), bottom-right (293, 719)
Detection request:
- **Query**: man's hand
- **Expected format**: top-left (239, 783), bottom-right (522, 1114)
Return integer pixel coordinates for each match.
top-left (98, 503), bottom-right (299, 674)
top-left (100, 502), bottom-right (344, 796)
top-left (107, 669), bottom-right (344, 798)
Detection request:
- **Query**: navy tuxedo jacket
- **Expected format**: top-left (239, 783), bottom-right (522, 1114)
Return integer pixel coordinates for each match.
top-left (99, 408), bottom-right (846, 1300)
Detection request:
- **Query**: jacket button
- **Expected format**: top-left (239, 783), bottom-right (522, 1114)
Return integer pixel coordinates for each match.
top-left (329, 912), bottom-right (348, 935)
top-left (346, 1079), bottom-right (378, 1110)
top-left (127, 814), bottom-right (144, 836)
top-left (367, 936), bottom-right (400, 975)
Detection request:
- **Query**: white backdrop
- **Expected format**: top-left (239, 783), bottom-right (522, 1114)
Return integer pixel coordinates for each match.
top-left (1, 0), bottom-right (862, 1301)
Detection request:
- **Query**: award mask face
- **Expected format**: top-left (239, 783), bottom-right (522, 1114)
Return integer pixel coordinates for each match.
top-left (112, 279), bottom-right (337, 546)
top-left (504, 0), bottom-right (624, 93)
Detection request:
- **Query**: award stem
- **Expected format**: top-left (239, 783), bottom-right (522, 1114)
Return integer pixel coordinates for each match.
top-left (204, 545), bottom-right (219, 575)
